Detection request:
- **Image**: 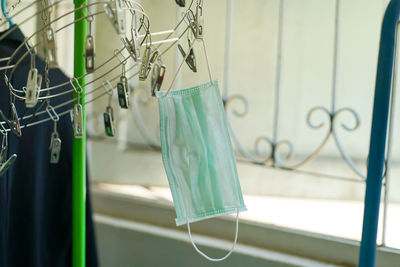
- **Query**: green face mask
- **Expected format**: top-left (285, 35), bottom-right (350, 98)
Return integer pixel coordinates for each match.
top-left (157, 81), bottom-right (246, 261)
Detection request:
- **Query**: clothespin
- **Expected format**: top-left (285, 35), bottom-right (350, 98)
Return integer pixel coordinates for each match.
top-left (104, 0), bottom-right (126, 37)
top-left (102, 80), bottom-right (115, 137)
top-left (178, 39), bottom-right (197, 72)
top-left (85, 15), bottom-right (95, 73)
top-left (0, 103), bottom-right (22, 137)
top-left (0, 125), bottom-right (17, 176)
top-left (44, 27), bottom-right (58, 68)
top-left (70, 78), bottom-right (83, 138)
top-left (46, 105), bottom-right (62, 164)
top-left (139, 46), bottom-right (152, 81)
top-left (151, 61), bottom-right (166, 97)
top-left (195, 0), bottom-right (204, 39)
top-left (25, 53), bottom-right (42, 108)
top-left (114, 50), bottom-right (130, 108)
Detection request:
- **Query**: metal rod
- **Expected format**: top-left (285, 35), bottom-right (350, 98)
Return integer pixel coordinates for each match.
top-left (273, 0), bottom-right (285, 143)
top-left (381, 22), bottom-right (400, 248)
top-left (73, 0), bottom-right (86, 266)
top-left (138, 29), bottom-right (174, 38)
top-left (222, 0), bottom-right (233, 101)
top-left (359, 0), bottom-right (400, 266)
top-left (141, 37), bottom-right (178, 46)
top-left (331, 0), bottom-right (340, 112)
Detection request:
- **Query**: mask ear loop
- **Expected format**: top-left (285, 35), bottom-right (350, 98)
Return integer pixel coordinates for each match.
top-left (186, 208), bottom-right (240, 261)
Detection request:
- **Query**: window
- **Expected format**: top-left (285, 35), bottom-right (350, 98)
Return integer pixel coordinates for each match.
top-left (86, 0), bottom-right (400, 264)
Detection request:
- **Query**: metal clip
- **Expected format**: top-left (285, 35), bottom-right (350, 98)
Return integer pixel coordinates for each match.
top-left (85, 16), bottom-right (95, 73)
top-left (0, 154), bottom-right (17, 176)
top-left (103, 106), bottom-right (115, 137)
top-left (0, 133), bottom-right (7, 163)
top-left (175, 0), bottom-right (185, 7)
top-left (0, 103), bottom-right (22, 137)
top-left (131, 28), bottom-right (140, 59)
top-left (49, 132), bottom-right (61, 164)
top-left (44, 27), bottom-right (57, 68)
top-left (178, 40), bottom-right (197, 72)
top-left (72, 104), bottom-right (83, 138)
top-left (85, 35), bottom-right (95, 73)
top-left (186, 10), bottom-right (196, 36)
top-left (25, 68), bottom-right (43, 108)
top-left (195, 0), bottom-right (204, 39)
top-left (139, 46), bottom-right (152, 81)
top-left (70, 79), bottom-right (83, 138)
top-left (104, 1), bottom-right (126, 36)
top-left (117, 76), bottom-right (129, 109)
top-left (0, 130), bottom-right (16, 176)
top-left (121, 37), bottom-right (136, 61)
top-left (151, 64), bottom-right (166, 96)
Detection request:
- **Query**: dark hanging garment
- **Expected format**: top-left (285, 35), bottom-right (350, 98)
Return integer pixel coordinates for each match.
top-left (0, 26), bottom-right (98, 267)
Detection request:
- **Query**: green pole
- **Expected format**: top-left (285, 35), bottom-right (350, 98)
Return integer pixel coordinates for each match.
top-left (73, 0), bottom-right (86, 266)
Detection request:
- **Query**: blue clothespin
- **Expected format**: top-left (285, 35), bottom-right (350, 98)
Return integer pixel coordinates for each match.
top-left (1, 0), bottom-right (14, 28)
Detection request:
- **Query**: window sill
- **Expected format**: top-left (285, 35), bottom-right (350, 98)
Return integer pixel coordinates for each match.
top-left (91, 184), bottom-right (400, 267)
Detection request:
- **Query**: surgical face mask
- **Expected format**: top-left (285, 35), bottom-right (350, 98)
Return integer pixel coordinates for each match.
top-left (157, 81), bottom-right (246, 261)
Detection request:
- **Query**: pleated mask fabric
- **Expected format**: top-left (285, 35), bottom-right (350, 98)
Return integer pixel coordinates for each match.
top-left (157, 81), bottom-right (246, 226)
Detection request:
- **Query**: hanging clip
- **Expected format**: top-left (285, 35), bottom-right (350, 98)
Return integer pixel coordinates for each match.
top-left (85, 16), bottom-right (95, 73)
top-left (195, 0), bottom-right (204, 39)
top-left (47, 105), bottom-right (61, 164)
top-left (185, 10), bottom-right (196, 36)
top-left (103, 81), bottom-right (116, 136)
top-left (103, 106), bottom-right (115, 137)
top-left (70, 78), bottom-right (83, 138)
top-left (0, 154), bottom-right (17, 176)
top-left (178, 39), bottom-right (197, 72)
top-left (121, 37), bottom-right (137, 62)
top-left (114, 50), bottom-right (130, 108)
top-left (120, 28), bottom-right (140, 62)
top-left (175, 0), bottom-right (185, 7)
top-left (151, 63), bottom-right (166, 97)
top-left (117, 76), bottom-right (129, 109)
top-left (44, 27), bottom-right (58, 68)
top-left (139, 46), bottom-right (152, 81)
top-left (25, 67), bottom-right (43, 108)
top-left (0, 103), bottom-right (22, 138)
top-left (0, 129), bottom-right (17, 176)
top-left (104, 1), bottom-right (126, 36)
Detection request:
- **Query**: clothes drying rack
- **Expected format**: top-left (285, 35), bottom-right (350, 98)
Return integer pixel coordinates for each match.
top-left (0, 0), bottom-right (203, 266)
top-left (0, 0), bottom-right (399, 266)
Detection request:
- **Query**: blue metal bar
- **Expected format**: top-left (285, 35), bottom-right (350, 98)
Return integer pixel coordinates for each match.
top-left (1, 0), bottom-right (14, 28)
top-left (359, 0), bottom-right (400, 266)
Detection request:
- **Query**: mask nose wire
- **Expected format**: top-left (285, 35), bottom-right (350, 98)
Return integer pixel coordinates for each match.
top-left (186, 208), bottom-right (240, 262)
